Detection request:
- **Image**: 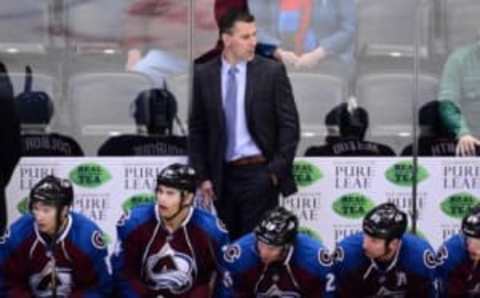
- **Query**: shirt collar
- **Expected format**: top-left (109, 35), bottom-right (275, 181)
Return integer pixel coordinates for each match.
top-left (221, 55), bottom-right (247, 74)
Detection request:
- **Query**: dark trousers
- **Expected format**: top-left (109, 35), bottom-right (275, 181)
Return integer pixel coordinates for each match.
top-left (216, 163), bottom-right (279, 241)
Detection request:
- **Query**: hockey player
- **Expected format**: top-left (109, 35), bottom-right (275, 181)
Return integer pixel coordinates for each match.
top-left (111, 163), bottom-right (230, 297)
top-left (0, 175), bottom-right (112, 297)
top-left (222, 206), bottom-right (335, 297)
top-left (436, 205), bottom-right (480, 297)
top-left (334, 202), bottom-right (437, 297)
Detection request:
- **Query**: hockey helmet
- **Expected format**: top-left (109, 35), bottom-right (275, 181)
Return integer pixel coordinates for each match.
top-left (363, 203), bottom-right (407, 240)
top-left (254, 206), bottom-right (298, 246)
top-left (462, 205), bottom-right (480, 238)
top-left (156, 163), bottom-right (196, 193)
top-left (29, 175), bottom-right (74, 211)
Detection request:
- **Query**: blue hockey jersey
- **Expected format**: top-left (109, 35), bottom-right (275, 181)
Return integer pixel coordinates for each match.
top-left (334, 233), bottom-right (437, 298)
top-left (222, 233), bottom-right (336, 298)
top-left (0, 212), bottom-right (111, 298)
top-left (436, 234), bottom-right (480, 297)
top-left (111, 204), bottom-right (230, 298)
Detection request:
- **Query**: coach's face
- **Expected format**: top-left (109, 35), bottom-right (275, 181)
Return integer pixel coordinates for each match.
top-left (223, 21), bottom-right (257, 62)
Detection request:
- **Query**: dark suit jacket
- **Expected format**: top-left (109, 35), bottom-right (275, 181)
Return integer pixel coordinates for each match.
top-left (189, 55), bottom-right (300, 197)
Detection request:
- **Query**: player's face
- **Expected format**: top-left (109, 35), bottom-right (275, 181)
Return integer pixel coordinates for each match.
top-left (32, 202), bottom-right (61, 236)
top-left (156, 184), bottom-right (184, 218)
top-left (222, 21), bottom-right (257, 62)
top-left (466, 237), bottom-right (480, 262)
top-left (257, 240), bottom-right (285, 265)
top-left (363, 234), bottom-right (388, 259)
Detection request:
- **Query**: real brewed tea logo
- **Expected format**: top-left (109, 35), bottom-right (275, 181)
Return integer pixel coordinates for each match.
top-left (122, 193), bottom-right (155, 213)
top-left (441, 192), bottom-right (480, 219)
top-left (69, 163), bottom-right (112, 188)
top-left (333, 193), bottom-right (374, 219)
top-left (293, 160), bottom-right (323, 187)
top-left (17, 197), bottom-right (29, 215)
top-left (385, 161), bottom-right (429, 186)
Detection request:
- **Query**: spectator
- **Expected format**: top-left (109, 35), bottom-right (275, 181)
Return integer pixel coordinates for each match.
top-left (438, 41), bottom-right (480, 156)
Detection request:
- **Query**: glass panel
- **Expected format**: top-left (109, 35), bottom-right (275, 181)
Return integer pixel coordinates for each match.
top-left (2, 0), bottom-right (192, 156)
top-left (417, 0), bottom-right (480, 250)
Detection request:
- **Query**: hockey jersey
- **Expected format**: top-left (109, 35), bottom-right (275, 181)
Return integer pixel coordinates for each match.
top-left (334, 233), bottom-right (437, 298)
top-left (222, 233), bottom-right (335, 298)
top-left (0, 212), bottom-right (111, 298)
top-left (111, 204), bottom-right (230, 297)
top-left (436, 234), bottom-right (480, 298)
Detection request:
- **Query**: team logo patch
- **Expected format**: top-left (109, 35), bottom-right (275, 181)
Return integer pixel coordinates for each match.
top-left (216, 218), bottom-right (228, 234)
top-left (0, 229), bottom-right (10, 244)
top-left (436, 245), bottom-right (448, 266)
top-left (423, 250), bottom-right (437, 269)
top-left (91, 231), bottom-right (107, 250)
top-left (333, 247), bottom-right (344, 262)
top-left (318, 248), bottom-right (333, 267)
top-left (116, 211), bottom-right (131, 227)
top-left (223, 244), bottom-right (241, 263)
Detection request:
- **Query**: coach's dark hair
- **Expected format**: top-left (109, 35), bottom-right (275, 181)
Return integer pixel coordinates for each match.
top-left (219, 9), bottom-right (255, 35)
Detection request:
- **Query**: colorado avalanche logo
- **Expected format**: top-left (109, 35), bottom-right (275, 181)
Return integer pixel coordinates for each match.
top-left (223, 244), bottom-right (241, 263)
top-left (318, 248), bottom-right (334, 267)
top-left (257, 285), bottom-right (301, 298)
top-left (145, 242), bottom-right (197, 294)
top-left (29, 261), bottom-right (73, 297)
top-left (91, 231), bottom-right (107, 250)
top-left (423, 250), bottom-right (437, 269)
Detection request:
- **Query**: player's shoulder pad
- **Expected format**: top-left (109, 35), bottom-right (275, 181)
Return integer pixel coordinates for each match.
top-left (334, 233), bottom-right (366, 273)
top-left (191, 208), bottom-right (229, 244)
top-left (436, 234), bottom-right (467, 273)
top-left (116, 204), bottom-right (155, 236)
top-left (222, 233), bottom-right (257, 274)
top-left (293, 234), bottom-right (334, 276)
top-left (70, 212), bottom-right (108, 253)
top-left (1, 214), bottom-right (35, 250)
top-left (399, 233), bottom-right (437, 275)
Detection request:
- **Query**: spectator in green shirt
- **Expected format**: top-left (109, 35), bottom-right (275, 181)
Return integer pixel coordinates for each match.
top-left (439, 41), bottom-right (480, 156)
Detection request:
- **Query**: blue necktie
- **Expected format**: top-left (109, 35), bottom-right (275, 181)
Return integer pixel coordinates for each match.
top-left (225, 66), bottom-right (238, 161)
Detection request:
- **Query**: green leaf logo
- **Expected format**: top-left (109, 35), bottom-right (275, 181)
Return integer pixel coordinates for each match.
top-left (441, 192), bottom-right (480, 219)
top-left (299, 226), bottom-right (322, 243)
top-left (69, 163), bottom-right (112, 188)
top-left (333, 193), bottom-right (375, 219)
top-left (385, 161), bottom-right (429, 187)
top-left (122, 193), bottom-right (156, 213)
top-left (293, 160), bottom-right (323, 187)
top-left (17, 197), bottom-right (29, 215)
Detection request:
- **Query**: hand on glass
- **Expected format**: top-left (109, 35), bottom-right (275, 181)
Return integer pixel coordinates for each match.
top-left (456, 134), bottom-right (480, 156)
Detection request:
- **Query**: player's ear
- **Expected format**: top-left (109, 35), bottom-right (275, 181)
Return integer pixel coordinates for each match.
top-left (183, 192), bottom-right (194, 206)
top-left (60, 205), bottom-right (69, 218)
top-left (389, 238), bottom-right (401, 251)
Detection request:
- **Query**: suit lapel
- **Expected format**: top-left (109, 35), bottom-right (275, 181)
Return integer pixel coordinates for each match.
top-left (245, 57), bottom-right (258, 122)
top-left (209, 57), bottom-right (225, 130)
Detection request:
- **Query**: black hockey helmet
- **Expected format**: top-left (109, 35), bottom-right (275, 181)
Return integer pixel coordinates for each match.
top-left (462, 204), bottom-right (480, 238)
top-left (363, 203), bottom-right (407, 240)
top-left (29, 175), bottom-right (74, 211)
top-left (254, 206), bottom-right (298, 246)
top-left (156, 163), bottom-right (196, 193)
